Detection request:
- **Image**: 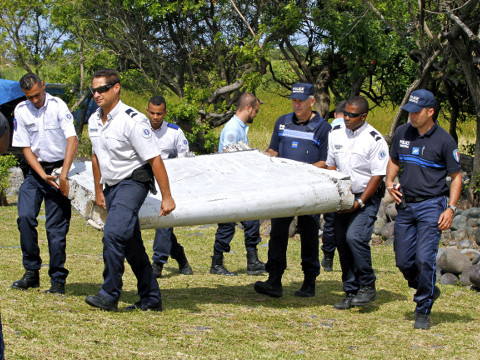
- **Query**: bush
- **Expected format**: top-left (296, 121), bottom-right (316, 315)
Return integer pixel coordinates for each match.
top-left (0, 154), bottom-right (18, 205)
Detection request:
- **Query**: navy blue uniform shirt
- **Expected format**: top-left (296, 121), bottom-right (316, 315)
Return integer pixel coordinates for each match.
top-left (390, 123), bottom-right (461, 197)
top-left (269, 111), bottom-right (331, 163)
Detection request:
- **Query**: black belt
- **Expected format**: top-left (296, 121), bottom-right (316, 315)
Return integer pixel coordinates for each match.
top-left (39, 160), bottom-right (64, 175)
top-left (404, 195), bottom-right (438, 203)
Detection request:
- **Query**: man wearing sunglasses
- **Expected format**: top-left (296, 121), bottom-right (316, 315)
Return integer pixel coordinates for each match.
top-left (254, 83), bottom-right (331, 298)
top-left (327, 96), bottom-right (389, 310)
top-left (146, 95), bottom-right (193, 278)
top-left (85, 69), bottom-right (175, 312)
top-left (11, 73), bottom-right (78, 295)
top-left (386, 89), bottom-right (461, 330)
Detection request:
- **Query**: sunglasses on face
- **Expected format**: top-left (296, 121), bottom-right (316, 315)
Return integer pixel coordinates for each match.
top-left (90, 83), bottom-right (116, 95)
top-left (344, 111), bottom-right (365, 118)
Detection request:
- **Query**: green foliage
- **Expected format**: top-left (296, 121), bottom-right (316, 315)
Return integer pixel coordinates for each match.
top-left (462, 141), bottom-right (476, 157)
top-left (0, 154), bottom-right (18, 201)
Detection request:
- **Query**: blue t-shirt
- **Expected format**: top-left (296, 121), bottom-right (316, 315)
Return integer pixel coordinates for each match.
top-left (390, 123), bottom-right (461, 197)
top-left (268, 112), bottom-right (331, 164)
top-left (218, 115), bottom-right (249, 153)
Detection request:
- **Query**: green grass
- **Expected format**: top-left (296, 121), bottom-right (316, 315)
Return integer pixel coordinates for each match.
top-left (0, 197), bottom-right (479, 359)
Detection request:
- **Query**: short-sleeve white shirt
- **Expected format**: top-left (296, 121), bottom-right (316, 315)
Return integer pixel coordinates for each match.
top-left (88, 100), bottom-right (160, 186)
top-left (12, 93), bottom-right (77, 162)
top-left (152, 121), bottom-right (189, 160)
top-left (327, 121), bottom-right (389, 194)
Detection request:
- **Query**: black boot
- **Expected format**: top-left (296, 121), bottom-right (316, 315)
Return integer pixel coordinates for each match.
top-left (351, 284), bottom-right (376, 306)
top-left (246, 249), bottom-right (266, 275)
top-left (254, 275), bottom-right (283, 297)
top-left (321, 254), bottom-right (334, 272)
top-left (210, 254), bottom-right (237, 276)
top-left (152, 262), bottom-right (163, 278)
top-left (11, 270), bottom-right (40, 290)
top-left (173, 248), bottom-right (193, 275)
top-left (294, 276), bottom-right (316, 297)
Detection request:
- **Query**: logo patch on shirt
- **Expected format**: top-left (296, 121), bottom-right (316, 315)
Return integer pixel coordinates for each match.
top-left (183, 139), bottom-right (188, 146)
top-left (291, 141), bottom-right (298, 149)
top-left (142, 128), bottom-right (152, 139)
top-left (378, 150), bottom-right (387, 160)
top-left (453, 149), bottom-right (460, 163)
top-left (13, 118), bottom-right (17, 131)
top-left (279, 124), bottom-right (285, 130)
top-left (399, 140), bottom-right (410, 148)
top-left (67, 114), bottom-right (73, 120)
top-left (412, 147), bottom-right (420, 155)
top-left (227, 134), bottom-right (236, 142)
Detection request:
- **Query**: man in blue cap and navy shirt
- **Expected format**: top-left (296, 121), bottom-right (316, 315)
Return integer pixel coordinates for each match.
top-left (386, 89), bottom-right (462, 330)
top-left (254, 83), bottom-right (331, 298)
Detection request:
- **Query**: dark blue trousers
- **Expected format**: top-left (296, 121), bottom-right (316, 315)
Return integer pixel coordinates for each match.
top-left (334, 194), bottom-right (380, 293)
top-left (265, 215), bottom-right (320, 278)
top-left (214, 220), bottom-right (261, 254)
top-left (99, 179), bottom-right (161, 307)
top-left (394, 196), bottom-right (446, 314)
top-left (152, 227), bottom-right (184, 264)
top-left (17, 169), bottom-right (71, 284)
top-left (321, 212), bottom-right (336, 257)
top-left (0, 313), bottom-right (4, 360)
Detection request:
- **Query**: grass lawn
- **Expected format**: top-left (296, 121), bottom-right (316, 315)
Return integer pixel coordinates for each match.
top-left (0, 195), bottom-right (479, 359)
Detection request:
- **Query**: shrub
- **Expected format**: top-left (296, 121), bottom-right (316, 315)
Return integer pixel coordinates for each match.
top-left (0, 154), bottom-right (18, 205)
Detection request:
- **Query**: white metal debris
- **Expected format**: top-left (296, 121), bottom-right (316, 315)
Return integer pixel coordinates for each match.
top-left (60, 150), bottom-right (354, 230)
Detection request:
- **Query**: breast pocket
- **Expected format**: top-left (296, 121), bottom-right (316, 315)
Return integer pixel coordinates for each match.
top-left (44, 118), bottom-right (61, 130)
top-left (105, 133), bottom-right (131, 159)
top-left (25, 121), bottom-right (39, 134)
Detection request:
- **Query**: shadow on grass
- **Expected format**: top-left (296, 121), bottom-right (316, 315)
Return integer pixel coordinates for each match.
top-left (66, 279), bottom-right (407, 313)
top-left (402, 310), bottom-right (475, 324)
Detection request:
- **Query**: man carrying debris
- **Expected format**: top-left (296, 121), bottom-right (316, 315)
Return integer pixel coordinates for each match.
top-left (254, 83), bottom-right (331, 297)
top-left (210, 92), bottom-right (266, 276)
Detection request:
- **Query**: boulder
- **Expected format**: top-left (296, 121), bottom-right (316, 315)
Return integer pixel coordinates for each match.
top-left (451, 229), bottom-right (467, 241)
top-left (380, 222), bottom-right (395, 240)
top-left (440, 272), bottom-right (458, 285)
top-left (385, 203), bottom-right (397, 221)
top-left (437, 248), bottom-right (472, 274)
top-left (466, 226), bottom-right (476, 238)
top-left (373, 216), bottom-right (386, 236)
top-left (476, 227), bottom-right (480, 246)
top-left (469, 263), bottom-right (480, 289)
top-left (451, 215), bottom-right (467, 231)
top-left (466, 218), bottom-right (479, 227)
top-left (459, 266), bottom-right (474, 286)
top-left (458, 239), bottom-right (474, 249)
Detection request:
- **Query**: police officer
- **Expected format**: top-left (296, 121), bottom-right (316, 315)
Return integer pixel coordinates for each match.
top-left (84, 69), bottom-right (175, 312)
top-left (254, 83), bottom-right (331, 297)
top-left (11, 73), bottom-right (78, 295)
top-left (146, 95), bottom-right (193, 278)
top-left (210, 92), bottom-right (266, 276)
top-left (327, 96), bottom-right (389, 310)
top-left (321, 100), bottom-right (346, 272)
top-left (386, 89), bottom-right (461, 330)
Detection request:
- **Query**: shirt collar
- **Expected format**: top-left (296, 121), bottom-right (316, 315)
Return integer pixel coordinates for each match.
top-left (232, 114), bottom-right (248, 130)
top-left (27, 92), bottom-right (52, 111)
top-left (346, 121), bottom-right (368, 136)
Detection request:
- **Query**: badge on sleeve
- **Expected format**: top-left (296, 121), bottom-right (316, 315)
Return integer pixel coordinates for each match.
top-left (453, 149), bottom-right (460, 163)
top-left (13, 118), bottom-right (17, 131)
top-left (183, 139), bottom-right (188, 146)
top-left (142, 128), bottom-right (152, 139)
top-left (378, 150), bottom-right (386, 160)
top-left (67, 114), bottom-right (73, 120)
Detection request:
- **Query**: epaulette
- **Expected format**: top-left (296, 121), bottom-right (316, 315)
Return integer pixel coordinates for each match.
top-left (167, 123), bottom-right (179, 130)
top-left (370, 130), bottom-right (382, 141)
top-left (332, 125), bottom-right (342, 131)
top-left (125, 108), bottom-right (138, 118)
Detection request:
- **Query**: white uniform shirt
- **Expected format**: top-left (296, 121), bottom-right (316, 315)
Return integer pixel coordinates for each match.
top-left (152, 121), bottom-right (189, 160)
top-left (327, 121), bottom-right (389, 194)
top-left (12, 93), bottom-right (77, 162)
top-left (88, 100), bottom-right (160, 186)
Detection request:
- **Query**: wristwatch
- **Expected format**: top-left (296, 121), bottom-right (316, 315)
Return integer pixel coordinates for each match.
top-left (448, 205), bottom-right (457, 213)
top-left (357, 199), bottom-right (365, 208)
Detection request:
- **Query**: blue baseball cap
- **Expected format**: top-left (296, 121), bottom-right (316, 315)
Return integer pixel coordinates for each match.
top-left (289, 83), bottom-right (314, 101)
top-left (401, 89), bottom-right (436, 113)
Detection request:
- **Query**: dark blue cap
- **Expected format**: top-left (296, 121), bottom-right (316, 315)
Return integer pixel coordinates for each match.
top-left (401, 89), bottom-right (436, 113)
top-left (289, 83), bottom-right (314, 101)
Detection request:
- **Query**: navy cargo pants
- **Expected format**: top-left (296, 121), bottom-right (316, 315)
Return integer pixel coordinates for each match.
top-left (17, 168), bottom-right (71, 284)
top-left (100, 178), bottom-right (161, 307)
top-left (152, 227), bottom-right (185, 264)
top-left (214, 220), bottom-right (262, 254)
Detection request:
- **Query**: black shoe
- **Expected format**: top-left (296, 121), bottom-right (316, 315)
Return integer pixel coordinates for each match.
top-left (414, 313), bottom-right (430, 330)
top-left (294, 277), bottom-right (316, 297)
top-left (11, 270), bottom-right (40, 290)
top-left (254, 276), bottom-right (283, 298)
top-left (85, 293), bottom-right (118, 312)
top-left (246, 249), bottom-right (266, 276)
top-left (126, 301), bottom-right (162, 312)
top-left (152, 262), bottom-right (163, 278)
top-left (433, 286), bottom-right (441, 302)
top-left (210, 254), bottom-right (237, 276)
top-left (334, 293), bottom-right (356, 310)
top-left (45, 282), bottom-right (65, 294)
top-left (173, 248), bottom-right (193, 275)
top-left (321, 256), bottom-right (333, 272)
top-left (351, 285), bottom-right (376, 306)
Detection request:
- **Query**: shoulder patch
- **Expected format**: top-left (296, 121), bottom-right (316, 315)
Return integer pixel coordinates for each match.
top-left (167, 123), bottom-right (179, 130)
top-left (125, 108), bottom-right (138, 118)
top-left (369, 130), bottom-right (382, 142)
top-left (453, 149), bottom-right (460, 163)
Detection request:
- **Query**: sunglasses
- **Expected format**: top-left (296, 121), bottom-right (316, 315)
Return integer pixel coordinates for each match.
top-left (344, 111), bottom-right (365, 118)
top-left (90, 83), bottom-right (117, 95)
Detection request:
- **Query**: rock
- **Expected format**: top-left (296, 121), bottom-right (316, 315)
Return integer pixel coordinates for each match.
top-left (476, 227), bottom-right (480, 246)
top-left (451, 229), bottom-right (467, 241)
top-left (461, 249), bottom-right (480, 265)
top-left (437, 248), bottom-right (472, 274)
top-left (469, 263), bottom-right (480, 288)
top-left (384, 238), bottom-right (394, 246)
top-left (458, 239), bottom-right (474, 249)
top-left (7, 167), bottom-right (24, 196)
top-left (380, 222), bottom-right (395, 240)
top-left (436, 248), bottom-right (446, 263)
top-left (385, 203), bottom-right (397, 221)
top-left (466, 218), bottom-right (479, 227)
top-left (382, 191), bottom-right (395, 205)
top-left (466, 226), bottom-right (476, 238)
top-left (373, 216), bottom-right (386, 236)
top-left (440, 272), bottom-right (458, 285)
top-left (451, 215), bottom-right (467, 231)
top-left (459, 266), bottom-right (474, 286)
